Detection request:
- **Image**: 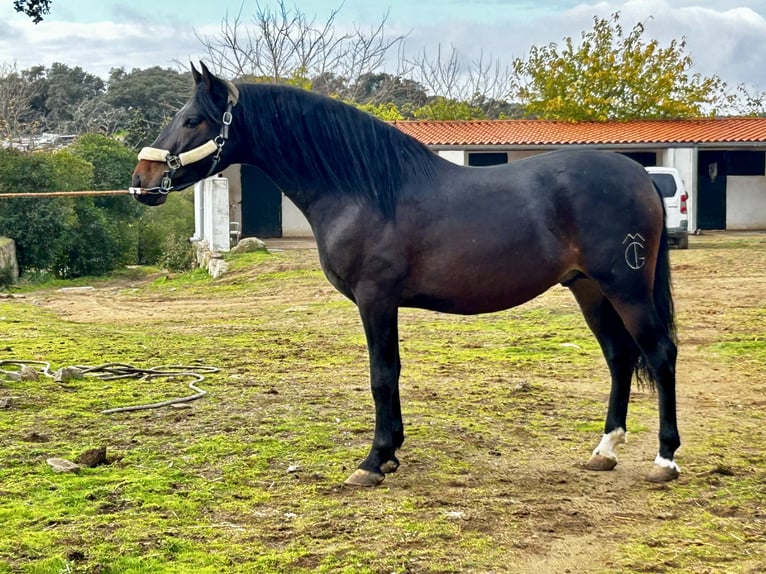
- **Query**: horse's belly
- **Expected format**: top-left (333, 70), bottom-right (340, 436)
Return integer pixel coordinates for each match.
top-left (404, 273), bottom-right (558, 315)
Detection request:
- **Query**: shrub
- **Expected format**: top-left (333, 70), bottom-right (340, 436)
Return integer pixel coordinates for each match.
top-left (159, 233), bottom-right (195, 272)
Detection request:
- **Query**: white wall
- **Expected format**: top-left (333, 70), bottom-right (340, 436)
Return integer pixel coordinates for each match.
top-left (282, 194), bottom-right (313, 237)
top-left (438, 150), bottom-right (465, 165)
top-left (222, 164), bottom-right (242, 227)
top-left (727, 177), bottom-right (766, 229)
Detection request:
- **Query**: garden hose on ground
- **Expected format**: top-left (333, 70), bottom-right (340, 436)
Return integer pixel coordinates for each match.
top-left (0, 360), bottom-right (218, 413)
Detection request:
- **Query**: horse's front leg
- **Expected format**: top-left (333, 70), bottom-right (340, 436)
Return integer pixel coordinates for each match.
top-left (345, 301), bottom-right (401, 487)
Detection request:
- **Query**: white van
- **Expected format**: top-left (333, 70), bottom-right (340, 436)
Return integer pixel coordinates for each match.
top-left (646, 166), bottom-right (689, 249)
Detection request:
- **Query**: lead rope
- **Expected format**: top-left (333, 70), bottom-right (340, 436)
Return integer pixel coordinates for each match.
top-left (0, 360), bottom-right (218, 414)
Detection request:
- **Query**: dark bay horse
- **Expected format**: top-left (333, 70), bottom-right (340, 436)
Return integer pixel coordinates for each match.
top-left (132, 63), bottom-right (681, 486)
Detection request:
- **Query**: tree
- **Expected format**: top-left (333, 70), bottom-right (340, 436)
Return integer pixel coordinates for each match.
top-left (12, 0), bottom-right (51, 23)
top-left (412, 97), bottom-right (487, 121)
top-left (106, 66), bottom-right (191, 149)
top-left (196, 0), bottom-right (406, 101)
top-left (511, 12), bottom-right (732, 120)
top-left (68, 134), bottom-right (144, 264)
top-left (347, 72), bottom-right (428, 112)
top-left (41, 63), bottom-right (105, 131)
top-left (0, 63), bottom-right (37, 142)
top-left (406, 45), bottom-right (515, 119)
top-left (0, 148), bottom-right (84, 275)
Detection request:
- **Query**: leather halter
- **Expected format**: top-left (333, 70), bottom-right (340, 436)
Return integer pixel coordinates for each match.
top-left (129, 81), bottom-right (239, 196)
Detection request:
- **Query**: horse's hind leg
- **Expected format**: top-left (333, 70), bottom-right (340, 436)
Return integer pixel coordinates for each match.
top-left (570, 278), bottom-right (639, 471)
top-left (608, 299), bottom-right (680, 482)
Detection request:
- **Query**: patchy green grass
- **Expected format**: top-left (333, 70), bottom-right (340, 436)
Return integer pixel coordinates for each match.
top-left (1, 233), bottom-right (765, 573)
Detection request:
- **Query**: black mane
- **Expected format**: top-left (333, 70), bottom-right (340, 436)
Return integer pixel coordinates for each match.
top-left (204, 83), bottom-right (443, 218)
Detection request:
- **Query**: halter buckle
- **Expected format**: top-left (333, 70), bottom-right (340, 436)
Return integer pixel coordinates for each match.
top-left (160, 173), bottom-right (173, 193)
top-left (166, 154), bottom-right (182, 170)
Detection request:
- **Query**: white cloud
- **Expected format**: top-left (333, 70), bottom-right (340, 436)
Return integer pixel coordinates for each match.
top-left (398, 1), bottom-right (766, 90)
top-left (0, 18), bottom-right (206, 77)
top-left (2, 0), bottom-right (766, 91)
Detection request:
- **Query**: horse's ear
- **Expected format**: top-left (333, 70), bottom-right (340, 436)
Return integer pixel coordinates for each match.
top-left (199, 61), bottom-right (215, 91)
top-left (191, 62), bottom-right (202, 85)
top-left (197, 61), bottom-right (230, 106)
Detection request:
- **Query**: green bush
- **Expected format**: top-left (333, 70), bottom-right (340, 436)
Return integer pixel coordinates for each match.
top-left (159, 233), bottom-right (195, 271)
top-left (0, 142), bottom-right (197, 277)
top-left (68, 133), bottom-right (145, 265)
top-left (0, 263), bottom-right (14, 289)
top-left (0, 149), bottom-right (84, 274)
top-left (137, 189), bottom-right (195, 265)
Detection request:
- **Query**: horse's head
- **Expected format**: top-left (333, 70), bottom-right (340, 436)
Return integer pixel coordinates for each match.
top-left (130, 62), bottom-right (239, 206)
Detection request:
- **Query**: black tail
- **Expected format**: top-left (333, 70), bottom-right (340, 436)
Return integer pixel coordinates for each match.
top-left (652, 222), bottom-right (677, 346)
top-left (635, 191), bottom-right (677, 388)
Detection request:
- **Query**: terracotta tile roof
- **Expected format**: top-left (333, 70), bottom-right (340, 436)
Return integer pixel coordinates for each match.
top-left (390, 117), bottom-right (766, 147)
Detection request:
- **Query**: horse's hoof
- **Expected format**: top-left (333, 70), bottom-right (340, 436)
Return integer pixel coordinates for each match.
top-left (344, 469), bottom-right (385, 487)
top-left (646, 464), bottom-right (680, 483)
top-left (584, 454), bottom-right (618, 471)
top-left (380, 459), bottom-right (399, 474)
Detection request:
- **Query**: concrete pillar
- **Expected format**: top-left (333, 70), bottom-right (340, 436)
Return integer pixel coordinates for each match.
top-left (191, 182), bottom-right (204, 241)
top-left (195, 176), bottom-right (231, 252)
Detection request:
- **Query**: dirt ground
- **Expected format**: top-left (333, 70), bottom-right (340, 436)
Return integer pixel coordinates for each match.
top-left (10, 231), bottom-right (766, 573)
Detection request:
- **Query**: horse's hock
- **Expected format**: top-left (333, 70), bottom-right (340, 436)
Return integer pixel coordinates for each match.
top-left (0, 237), bottom-right (19, 285)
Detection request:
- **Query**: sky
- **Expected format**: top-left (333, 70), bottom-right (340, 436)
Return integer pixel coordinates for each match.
top-left (3, 0), bottom-right (766, 93)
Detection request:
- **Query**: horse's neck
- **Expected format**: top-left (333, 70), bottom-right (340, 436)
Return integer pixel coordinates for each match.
top-left (232, 90), bottom-right (446, 220)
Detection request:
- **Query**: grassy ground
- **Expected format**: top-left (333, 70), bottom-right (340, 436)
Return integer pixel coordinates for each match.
top-left (0, 232), bottom-right (764, 573)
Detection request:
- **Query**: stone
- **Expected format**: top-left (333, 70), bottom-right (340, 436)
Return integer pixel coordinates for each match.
top-left (54, 367), bottom-right (83, 383)
top-left (75, 446), bottom-right (108, 467)
top-left (230, 237), bottom-right (267, 254)
top-left (208, 258), bottom-right (229, 279)
top-left (0, 237), bottom-right (19, 286)
top-left (46, 458), bottom-right (81, 473)
top-left (20, 365), bottom-right (39, 381)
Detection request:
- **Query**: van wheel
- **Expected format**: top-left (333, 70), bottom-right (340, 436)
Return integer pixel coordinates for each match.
top-left (677, 235), bottom-right (689, 250)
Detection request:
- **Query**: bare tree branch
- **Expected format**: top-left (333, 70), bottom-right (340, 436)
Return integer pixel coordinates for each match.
top-left (195, 0), bottom-right (407, 101)
top-left (0, 63), bottom-right (38, 143)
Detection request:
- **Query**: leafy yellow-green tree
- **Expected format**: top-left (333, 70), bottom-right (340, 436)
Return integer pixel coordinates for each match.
top-left (512, 12), bottom-right (732, 120)
top-left (413, 97), bottom-right (487, 120)
top-left (355, 102), bottom-right (405, 121)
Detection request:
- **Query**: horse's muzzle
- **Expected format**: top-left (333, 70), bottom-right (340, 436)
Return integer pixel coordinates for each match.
top-left (131, 162), bottom-right (169, 206)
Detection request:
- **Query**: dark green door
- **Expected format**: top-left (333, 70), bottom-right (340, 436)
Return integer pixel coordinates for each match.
top-left (241, 164), bottom-right (282, 238)
top-left (697, 151), bottom-right (727, 230)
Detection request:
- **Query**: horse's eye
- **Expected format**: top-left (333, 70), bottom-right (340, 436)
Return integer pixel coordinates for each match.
top-left (184, 117), bottom-right (202, 128)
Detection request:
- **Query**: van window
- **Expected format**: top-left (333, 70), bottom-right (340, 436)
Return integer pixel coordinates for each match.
top-left (649, 173), bottom-right (677, 198)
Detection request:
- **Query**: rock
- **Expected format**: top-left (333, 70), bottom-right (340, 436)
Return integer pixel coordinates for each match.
top-left (46, 458), bottom-right (81, 473)
top-left (54, 366), bottom-right (83, 383)
top-left (230, 237), bottom-right (267, 254)
top-left (20, 365), bottom-right (39, 381)
top-left (75, 446), bottom-right (108, 467)
top-left (0, 237), bottom-right (19, 285)
top-left (208, 258), bottom-right (229, 279)
top-left (0, 397), bottom-right (12, 408)
top-left (20, 365), bottom-right (40, 381)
